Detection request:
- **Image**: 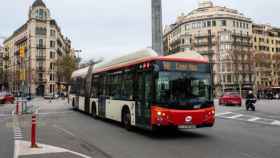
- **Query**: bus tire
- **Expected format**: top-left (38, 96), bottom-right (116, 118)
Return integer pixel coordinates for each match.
top-left (122, 106), bottom-right (131, 130)
top-left (91, 102), bottom-right (97, 119)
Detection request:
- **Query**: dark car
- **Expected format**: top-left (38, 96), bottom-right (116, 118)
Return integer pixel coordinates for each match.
top-left (0, 92), bottom-right (15, 104)
top-left (219, 92), bottom-right (242, 106)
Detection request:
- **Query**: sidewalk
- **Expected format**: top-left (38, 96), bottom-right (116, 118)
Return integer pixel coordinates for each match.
top-left (19, 152), bottom-right (84, 158)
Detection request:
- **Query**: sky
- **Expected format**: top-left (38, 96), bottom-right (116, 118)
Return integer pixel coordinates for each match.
top-left (1, 0), bottom-right (280, 62)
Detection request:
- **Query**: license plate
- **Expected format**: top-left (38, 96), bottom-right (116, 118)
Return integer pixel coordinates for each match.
top-left (178, 125), bottom-right (196, 129)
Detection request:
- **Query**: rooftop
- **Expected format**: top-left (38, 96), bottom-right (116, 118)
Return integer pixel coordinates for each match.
top-left (32, 0), bottom-right (46, 8)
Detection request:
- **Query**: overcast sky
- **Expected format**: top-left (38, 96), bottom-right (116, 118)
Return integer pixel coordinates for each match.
top-left (1, 0), bottom-right (280, 62)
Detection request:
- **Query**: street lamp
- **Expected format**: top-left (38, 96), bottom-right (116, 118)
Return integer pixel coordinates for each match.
top-left (74, 49), bottom-right (82, 68)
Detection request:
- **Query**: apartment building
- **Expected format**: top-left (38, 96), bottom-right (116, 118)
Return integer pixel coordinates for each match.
top-left (3, 0), bottom-right (74, 96)
top-left (0, 46), bottom-right (4, 90)
top-left (253, 24), bottom-right (280, 91)
top-left (163, 0), bottom-right (254, 96)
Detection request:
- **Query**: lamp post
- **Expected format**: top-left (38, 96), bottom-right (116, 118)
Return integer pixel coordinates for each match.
top-left (74, 50), bottom-right (82, 68)
top-left (151, 0), bottom-right (164, 55)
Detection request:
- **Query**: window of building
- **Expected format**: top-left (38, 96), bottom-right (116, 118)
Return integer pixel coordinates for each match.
top-left (272, 48), bottom-right (275, 52)
top-left (267, 39), bottom-right (270, 44)
top-left (212, 20), bottom-right (216, 27)
top-left (246, 23), bottom-right (249, 29)
top-left (37, 49), bottom-right (44, 57)
top-left (227, 75), bottom-right (232, 83)
top-left (222, 20), bottom-right (227, 26)
top-left (233, 21), bottom-right (235, 27)
top-left (50, 51), bottom-right (55, 59)
top-left (192, 23), bottom-right (195, 29)
top-left (207, 21), bottom-right (211, 27)
top-left (36, 9), bottom-right (47, 20)
top-left (203, 21), bottom-right (206, 28)
top-left (50, 62), bottom-right (54, 70)
top-left (35, 27), bottom-right (47, 35)
top-left (37, 39), bottom-right (44, 48)
top-left (50, 41), bottom-right (56, 48)
top-left (50, 30), bottom-right (56, 37)
top-left (50, 73), bottom-right (54, 81)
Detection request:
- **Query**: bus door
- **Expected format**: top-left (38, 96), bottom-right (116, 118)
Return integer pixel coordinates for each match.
top-left (98, 95), bottom-right (106, 118)
top-left (98, 76), bottom-right (106, 118)
top-left (135, 72), bottom-right (152, 128)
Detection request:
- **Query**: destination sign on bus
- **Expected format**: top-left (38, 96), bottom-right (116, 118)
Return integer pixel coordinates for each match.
top-left (162, 62), bottom-right (198, 71)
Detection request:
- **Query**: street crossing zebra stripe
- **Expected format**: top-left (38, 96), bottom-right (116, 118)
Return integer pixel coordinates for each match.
top-left (216, 112), bottom-right (280, 127)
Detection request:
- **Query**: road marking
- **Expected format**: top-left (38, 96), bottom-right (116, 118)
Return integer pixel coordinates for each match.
top-left (216, 111), bottom-right (280, 127)
top-left (248, 117), bottom-right (260, 122)
top-left (215, 112), bottom-right (233, 117)
top-left (271, 120), bottom-right (280, 126)
top-left (14, 140), bottom-right (91, 158)
top-left (227, 114), bottom-right (243, 119)
top-left (38, 111), bottom-right (73, 115)
top-left (53, 125), bottom-right (75, 137)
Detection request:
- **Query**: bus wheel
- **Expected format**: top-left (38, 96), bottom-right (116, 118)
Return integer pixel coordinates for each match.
top-left (91, 103), bottom-right (97, 119)
top-left (122, 108), bottom-right (131, 130)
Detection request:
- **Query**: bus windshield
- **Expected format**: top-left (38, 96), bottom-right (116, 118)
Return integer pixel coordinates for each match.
top-left (156, 71), bottom-right (212, 109)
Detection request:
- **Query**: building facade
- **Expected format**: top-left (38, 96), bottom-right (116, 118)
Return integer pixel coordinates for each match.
top-left (253, 24), bottom-right (280, 91)
top-left (0, 46), bottom-right (4, 90)
top-left (3, 0), bottom-right (74, 96)
top-left (163, 0), bottom-right (255, 96)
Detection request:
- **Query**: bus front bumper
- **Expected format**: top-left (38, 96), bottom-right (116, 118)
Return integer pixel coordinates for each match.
top-left (151, 106), bottom-right (215, 128)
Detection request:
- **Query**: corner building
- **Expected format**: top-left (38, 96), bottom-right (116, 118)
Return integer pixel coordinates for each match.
top-left (163, 0), bottom-right (255, 97)
top-left (3, 0), bottom-right (74, 96)
top-left (253, 24), bottom-right (280, 91)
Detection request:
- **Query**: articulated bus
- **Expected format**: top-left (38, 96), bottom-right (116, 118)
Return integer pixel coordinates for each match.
top-left (69, 49), bottom-right (215, 130)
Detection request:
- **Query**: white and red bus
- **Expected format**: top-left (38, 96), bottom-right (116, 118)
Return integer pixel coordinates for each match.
top-left (69, 48), bottom-right (215, 130)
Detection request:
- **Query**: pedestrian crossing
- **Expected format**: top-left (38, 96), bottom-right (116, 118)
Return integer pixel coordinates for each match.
top-left (13, 117), bottom-right (24, 140)
top-left (14, 127), bottom-right (23, 140)
top-left (216, 112), bottom-right (280, 127)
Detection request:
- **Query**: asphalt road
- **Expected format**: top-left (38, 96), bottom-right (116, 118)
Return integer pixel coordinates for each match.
top-left (1, 98), bottom-right (280, 158)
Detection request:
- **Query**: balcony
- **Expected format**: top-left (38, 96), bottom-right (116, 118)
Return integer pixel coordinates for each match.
top-left (37, 45), bottom-right (46, 49)
top-left (195, 34), bottom-right (215, 39)
top-left (193, 41), bottom-right (217, 47)
top-left (36, 67), bottom-right (46, 72)
top-left (232, 33), bottom-right (251, 39)
top-left (232, 41), bottom-right (253, 47)
top-left (36, 55), bottom-right (46, 60)
top-left (36, 78), bottom-right (47, 84)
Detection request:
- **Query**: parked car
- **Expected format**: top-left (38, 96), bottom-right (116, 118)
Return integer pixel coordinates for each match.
top-left (219, 92), bottom-right (242, 106)
top-left (0, 92), bottom-right (15, 104)
top-left (44, 94), bottom-right (54, 100)
top-left (44, 94), bottom-right (59, 100)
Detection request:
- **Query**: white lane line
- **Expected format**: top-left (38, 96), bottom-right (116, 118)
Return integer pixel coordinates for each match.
top-left (53, 125), bottom-right (75, 137)
top-left (38, 111), bottom-right (73, 115)
top-left (248, 117), bottom-right (260, 122)
top-left (227, 114), bottom-right (243, 119)
top-left (15, 140), bottom-right (92, 158)
top-left (271, 120), bottom-right (280, 126)
top-left (215, 112), bottom-right (233, 117)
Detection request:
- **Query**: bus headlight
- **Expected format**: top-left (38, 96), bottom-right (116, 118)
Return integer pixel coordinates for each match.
top-left (157, 111), bottom-right (162, 116)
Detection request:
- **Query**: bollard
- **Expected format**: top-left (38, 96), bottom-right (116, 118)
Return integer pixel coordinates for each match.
top-left (31, 114), bottom-right (38, 148)
top-left (21, 102), bottom-right (24, 115)
top-left (16, 101), bottom-right (19, 115)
